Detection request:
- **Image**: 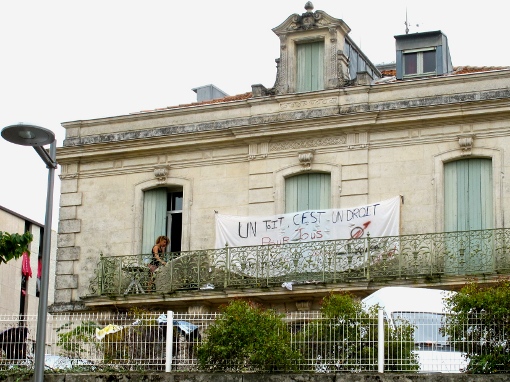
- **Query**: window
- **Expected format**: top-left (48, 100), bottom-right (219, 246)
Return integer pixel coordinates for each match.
top-left (404, 49), bottom-right (436, 76)
top-left (296, 41), bottom-right (324, 92)
top-left (285, 173), bottom-right (330, 213)
top-left (166, 191), bottom-right (183, 253)
top-left (142, 188), bottom-right (182, 254)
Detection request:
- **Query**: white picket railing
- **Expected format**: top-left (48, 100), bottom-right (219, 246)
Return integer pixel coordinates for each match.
top-left (0, 311), bottom-right (474, 373)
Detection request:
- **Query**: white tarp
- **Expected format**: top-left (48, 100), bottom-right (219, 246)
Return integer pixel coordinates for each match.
top-left (215, 196), bottom-right (400, 249)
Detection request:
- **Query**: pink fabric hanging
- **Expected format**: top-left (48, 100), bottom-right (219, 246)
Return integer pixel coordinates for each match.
top-left (22, 252), bottom-right (32, 278)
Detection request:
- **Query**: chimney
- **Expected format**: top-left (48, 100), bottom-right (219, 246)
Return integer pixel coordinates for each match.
top-left (192, 84), bottom-right (229, 102)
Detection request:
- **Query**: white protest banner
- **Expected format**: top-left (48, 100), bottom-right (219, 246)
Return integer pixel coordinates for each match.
top-left (215, 196), bottom-right (400, 249)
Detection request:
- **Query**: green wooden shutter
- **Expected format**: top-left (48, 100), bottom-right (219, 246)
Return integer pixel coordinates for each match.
top-left (297, 41), bottom-right (324, 92)
top-left (479, 160), bottom-right (493, 229)
top-left (444, 158), bottom-right (493, 274)
top-left (285, 173), bottom-right (331, 213)
top-left (444, 159), bottom-right (493, 232)
top-left (444, 162), bottom-right (458, 232)
top-left (285, 176), bottom-right (299, 212)
top-left (142, 188), bottom-right (167, 255)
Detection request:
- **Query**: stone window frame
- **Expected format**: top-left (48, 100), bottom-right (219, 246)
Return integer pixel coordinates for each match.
top-left (286, 30), bottom-right (343, 93)
top-left (133, 177), bottom-right (192, 255)
top-left (274, 162), bottom-right (341, 214)
top-left (433, 147), bottom-right (503, 232)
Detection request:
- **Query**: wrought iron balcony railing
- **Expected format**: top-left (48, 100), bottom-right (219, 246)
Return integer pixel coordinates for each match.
top-left (89, 228), bottom-right (510, 296)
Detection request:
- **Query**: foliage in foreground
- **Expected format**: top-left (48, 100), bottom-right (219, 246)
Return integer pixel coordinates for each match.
top-left (0, 231), bottom-right (33, 264)
top-left (299, 292), bottom-right (419, 372)
top-left (442, 279), bottom-right (510, 373)
top-left (196, 300), bottom-right (301, 372)
top-left (55, 308), bottom-right (169, 371)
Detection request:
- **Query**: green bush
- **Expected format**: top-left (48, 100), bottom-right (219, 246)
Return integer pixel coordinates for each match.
top-left (441, 279), bottom-right (510, 373)
top-left (56, 320), bottom-right (100, 360)
top-left (298, 292), bottom-right (418, 372)
top-left (196, 300), bottom-right (301, 372)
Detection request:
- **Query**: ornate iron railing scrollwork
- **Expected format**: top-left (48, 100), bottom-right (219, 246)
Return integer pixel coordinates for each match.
top-left (90, 228), bottom-right (510, 296)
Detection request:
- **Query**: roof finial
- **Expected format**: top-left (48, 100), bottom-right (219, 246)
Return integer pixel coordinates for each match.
top-left (405, 8), bottom-right (409, 34)
top-left (305, 1), bottom-right (314, 12)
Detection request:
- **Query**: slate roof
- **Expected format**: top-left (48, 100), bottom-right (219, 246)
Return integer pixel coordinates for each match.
top-left (137, 92), bottom-right (252, 114)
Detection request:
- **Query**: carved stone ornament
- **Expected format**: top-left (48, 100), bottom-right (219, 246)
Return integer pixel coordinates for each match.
top-left (458, 136), bottom-right (473, 155)
top-left (154, 165), bottom-right (169, 183)
top-left (249, 142), bottom-right (269, 160)
top-left (298, 151), bottom-right (314, 170)
top-left (289, 2), bottom-right (323, 30)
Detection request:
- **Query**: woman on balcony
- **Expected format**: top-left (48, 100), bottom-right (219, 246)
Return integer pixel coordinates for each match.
top-left (148, 236), bottom-right (169, 291)
top-left (150, 236), bottom-right (169, 271)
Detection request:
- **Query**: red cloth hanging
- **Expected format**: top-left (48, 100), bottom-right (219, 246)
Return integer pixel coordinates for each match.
top-left (21, 252), bottom-right (32, 278)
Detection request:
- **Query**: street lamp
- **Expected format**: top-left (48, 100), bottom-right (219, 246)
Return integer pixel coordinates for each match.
top-left (1, 123), bottom-right (57, 382)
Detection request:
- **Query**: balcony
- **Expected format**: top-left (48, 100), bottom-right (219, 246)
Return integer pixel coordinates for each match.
top-left (87, 228), bottom-right (510, 308)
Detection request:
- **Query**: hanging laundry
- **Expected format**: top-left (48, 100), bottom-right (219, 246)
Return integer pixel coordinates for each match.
top-left (22, 252), bottom-right (32, 278)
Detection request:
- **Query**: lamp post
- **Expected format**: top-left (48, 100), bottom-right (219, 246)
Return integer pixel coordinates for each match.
top-left (1, 123), bottom-right (57, 382)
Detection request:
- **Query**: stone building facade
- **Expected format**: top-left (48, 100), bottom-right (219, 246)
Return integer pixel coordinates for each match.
top-left (53, 4), bottom-right (510, 313)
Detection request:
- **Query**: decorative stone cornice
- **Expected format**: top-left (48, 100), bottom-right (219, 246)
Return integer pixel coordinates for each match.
top-left (280, 97), bottom-right (337, 110)
top-left (61, 88), bottom-right (510, 148)
top-left (270, 136), bottom-right (346, 152)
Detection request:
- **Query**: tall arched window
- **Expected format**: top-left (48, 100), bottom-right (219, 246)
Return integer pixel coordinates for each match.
top-left (285, 173), bottom-right (331, 213)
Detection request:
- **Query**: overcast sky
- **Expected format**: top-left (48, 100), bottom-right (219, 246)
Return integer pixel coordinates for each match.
top-left (0, 0), bottom-right (508, 229)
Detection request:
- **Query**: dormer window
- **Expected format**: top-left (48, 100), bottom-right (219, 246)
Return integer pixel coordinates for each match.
top-left (268, 3), bottom-right (380, 95)
top-left (403, 48), bottom-right (436, 76)
top-left (395, 31), bottom-right (452, 80)
top-left (296, 41), bottom-right (324, 92)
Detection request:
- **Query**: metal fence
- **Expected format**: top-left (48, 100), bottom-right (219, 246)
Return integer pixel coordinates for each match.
top-left (2, 310), bottom-right (499, 373)
top-left (90, 228), bottom-right (510, 296)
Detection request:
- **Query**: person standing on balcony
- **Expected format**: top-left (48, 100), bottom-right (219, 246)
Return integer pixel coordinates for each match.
top-left (150, 236), bottom-right (169, 272)
top-left (148, 236), bottom-right (169, 291)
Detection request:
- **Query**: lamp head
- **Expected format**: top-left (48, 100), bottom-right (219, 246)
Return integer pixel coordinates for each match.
top-left (1, 123), bottom-right (55, 147)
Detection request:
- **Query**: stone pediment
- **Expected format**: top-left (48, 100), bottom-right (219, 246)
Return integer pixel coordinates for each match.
top-left (268, 2), bottom-right (354, 95)
top-left (272, 2), bottom-right (350, 36)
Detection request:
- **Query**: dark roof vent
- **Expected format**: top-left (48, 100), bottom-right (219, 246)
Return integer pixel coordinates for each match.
top-left (192, 84), bottom-right (229, 103)
top-left (394, 30), bottom-right (453, 80)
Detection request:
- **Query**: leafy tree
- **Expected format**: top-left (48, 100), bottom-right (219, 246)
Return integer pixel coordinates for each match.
top-left (0, 231), bottom-right (33, 264)
top-left (441, 279), bottom-right (510, 373)
top-left (196, 300), bottom-right (301, 372)
top-left (298, 292), bottom-right (418, 372)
